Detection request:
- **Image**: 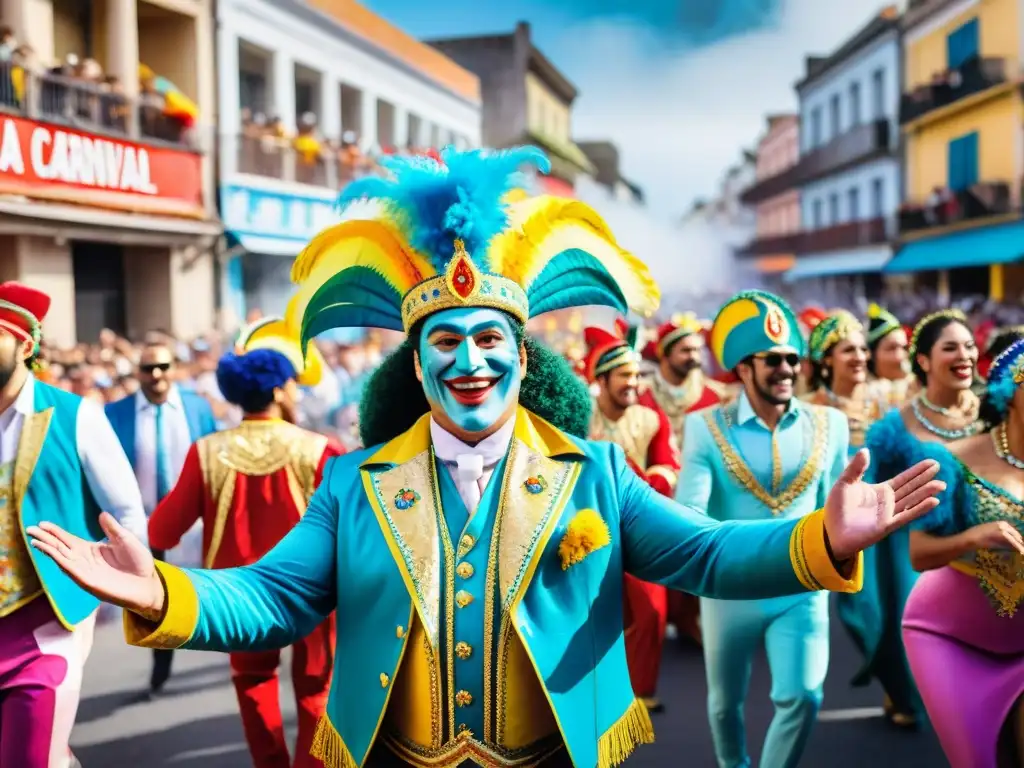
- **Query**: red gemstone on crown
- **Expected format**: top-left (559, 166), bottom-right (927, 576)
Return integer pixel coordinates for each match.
top-left (451, 257), bottom-right (475, 299)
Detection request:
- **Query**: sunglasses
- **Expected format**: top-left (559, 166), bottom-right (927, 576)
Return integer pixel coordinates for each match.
top-left (139, 363), bottom-right (172, 374)
top-left (753, 352), bottom-right (801, 368)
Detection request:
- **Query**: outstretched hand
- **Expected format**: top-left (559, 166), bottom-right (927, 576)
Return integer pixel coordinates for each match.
top-left (824, 450), bottom-right (944, 562)
top-left (27, 512), bottom-right (165, 618)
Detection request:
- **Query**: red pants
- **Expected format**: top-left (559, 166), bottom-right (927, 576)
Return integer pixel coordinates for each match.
top-left (230, 618), bottom-right (335, 768)
top-left (667, 590), bottom-right (703, 645)
top-left (623, 575), bottom-right (667, 698)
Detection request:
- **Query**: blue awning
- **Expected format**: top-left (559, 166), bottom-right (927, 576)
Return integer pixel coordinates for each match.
top-left (224, 231), bottom-right (304, 258)
top-left (782, 247), bottom-right (891, 283)
top-left (885, 219), bottom-right (1024, 273)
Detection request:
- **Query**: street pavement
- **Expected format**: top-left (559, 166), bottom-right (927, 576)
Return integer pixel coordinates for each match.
top-left (71, 601), bottom-right (947, 767)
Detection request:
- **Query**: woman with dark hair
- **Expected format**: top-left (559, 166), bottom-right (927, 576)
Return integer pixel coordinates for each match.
top-left (802, 311), bottom-right (885, 453)
top-left (866, 304), bottom-right (916, 408)
top-left (904, 339), bottom-right (1024, 767)
top-left (979, 326), bottom-right (1024, 382)
top-left (847, 309), bottom-right (983, 729)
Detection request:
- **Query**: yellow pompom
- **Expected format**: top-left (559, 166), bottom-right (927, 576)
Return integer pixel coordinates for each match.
top-left (558, 509), bottom-right (612, 570)
top-left (867, 303), bottom-right (883, 319)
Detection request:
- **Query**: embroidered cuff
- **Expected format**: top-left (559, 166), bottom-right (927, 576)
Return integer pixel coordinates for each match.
top-left (645, 465), bottom-right (678, 488)
top-left (789, 510), bottom-right (863, 594)
top-left (122, 561), bottom-right (199, 649)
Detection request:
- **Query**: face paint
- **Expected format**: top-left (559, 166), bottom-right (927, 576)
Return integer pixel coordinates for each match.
top-left (419, 307), bottom-right (521, 434)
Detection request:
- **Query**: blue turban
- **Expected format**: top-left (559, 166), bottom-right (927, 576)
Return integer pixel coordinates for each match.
top-left (216, 348), bottom-right (297, 413)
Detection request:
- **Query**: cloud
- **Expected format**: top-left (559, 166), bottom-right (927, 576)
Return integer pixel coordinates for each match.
top-left (559, 0), bottom-right (898, 219)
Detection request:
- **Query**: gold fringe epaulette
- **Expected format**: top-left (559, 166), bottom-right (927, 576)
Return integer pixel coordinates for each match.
top-left (310, 715), bottom-right (359, 768)
top-left (597, 698), bottom-right (655, 768)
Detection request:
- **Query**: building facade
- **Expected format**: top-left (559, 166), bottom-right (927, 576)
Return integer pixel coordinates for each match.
top-left (788, 7), bottom-right (902, 306)
top-left (428, 21), bottom-right (594, 196)
top-left (737, 114), bottom-right (802, 284)
top-left (0, 0), bottom-right (219, 345)
top-left (887, 0), bottom-right (1024, 304)
top-left (577, 141), bottom-right (643, 204)
top-left (217, 0), bottom-right (482, 324)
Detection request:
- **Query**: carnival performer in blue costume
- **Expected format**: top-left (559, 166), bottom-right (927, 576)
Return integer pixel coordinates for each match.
top-left (853, 309), bottom-right (983, 729)
top-left (27, 148), bottom-right (942, 768)
top-left (904, 339), bottom-right (1024, 767)
top-left (677, 291), bottom-right (851, 768)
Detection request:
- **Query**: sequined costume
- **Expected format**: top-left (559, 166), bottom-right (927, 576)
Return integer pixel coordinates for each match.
top-left (148, 318), bottom-right (342, 768)
top-left (118, 148), bottom-right (863, 768)
top-left (903, 449), bottom-right (1024, 766)
top-left (584, 321), bottom-right (680, 709)
top-left (679, 291), bottom-right (850, 768)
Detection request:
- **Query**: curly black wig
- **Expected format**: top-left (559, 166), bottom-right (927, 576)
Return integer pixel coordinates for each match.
top-left (217, 348), bottom-right (297, 414)
top-left (358, 314), bottom-right (592, 447)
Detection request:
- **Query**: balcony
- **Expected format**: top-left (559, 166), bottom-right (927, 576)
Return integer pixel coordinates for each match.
top-left (798, 217), bottom-right (888, 252)
top-left (794, 120), bottom-right (891, 185)
top-left (898, 181), bottom-right (1013, 235)
top-left (739, 217), bottom-right (889, 256)
top-left (900, 57), bottom-right (1011, 126)
top-left (737, 231), bottom-right (805, 256)
top-left (228, 133), bottom-right (449, 189)
top-left (0, 63), bottom-right (201, 150)
top-left (739, 166), bottom-right (802, 205)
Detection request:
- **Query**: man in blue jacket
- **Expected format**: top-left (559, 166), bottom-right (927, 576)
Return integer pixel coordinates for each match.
top-left (29, 148), bottom-right (944, 768)
top-left (105, 341), bottom-right (216, 696)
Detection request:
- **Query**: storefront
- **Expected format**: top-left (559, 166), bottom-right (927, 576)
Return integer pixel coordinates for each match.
top-left (0, 114), bottom-right (221, 346)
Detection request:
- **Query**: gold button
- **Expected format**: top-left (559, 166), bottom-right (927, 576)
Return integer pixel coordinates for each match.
top-left (396, 625), bottom-right (405, 638)
top-left (455, 590), bottom-right (474, 608)
top-left (455, 690), bottom-right (473, 707)
top-left (457, 723), bottom-right (470, 735)
top-left (455, 641), bottom-right (472, 659)
top-left (460, 534), bottom-right (475, 551)
top-left (380, 673), bottom-right (390, 688)
top-left (456, 562), bottom-right (474, 579)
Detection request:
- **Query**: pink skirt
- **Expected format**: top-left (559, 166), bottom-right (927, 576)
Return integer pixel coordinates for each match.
top-left (902, 566), bottom-right (1024, 768)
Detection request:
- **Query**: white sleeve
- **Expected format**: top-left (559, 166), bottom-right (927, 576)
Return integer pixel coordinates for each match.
top-left (76, 399), bottom-right (149, 546)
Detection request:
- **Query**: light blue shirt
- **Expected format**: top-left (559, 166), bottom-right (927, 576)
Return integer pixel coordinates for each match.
top-left (677, 392), bottom-right (849, 522)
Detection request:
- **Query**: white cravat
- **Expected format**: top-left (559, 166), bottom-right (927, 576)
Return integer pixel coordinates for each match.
top-left (430, 418), bottom-right (515, 515)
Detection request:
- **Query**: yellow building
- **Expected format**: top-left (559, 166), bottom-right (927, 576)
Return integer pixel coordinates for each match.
top-left (888, 0), bottom-right (1024, 302)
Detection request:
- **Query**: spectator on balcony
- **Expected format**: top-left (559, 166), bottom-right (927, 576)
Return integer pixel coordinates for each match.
top-left (0, 26), bottom-right (16, 62)
top-left (100, 74), bottom-right (128, 132)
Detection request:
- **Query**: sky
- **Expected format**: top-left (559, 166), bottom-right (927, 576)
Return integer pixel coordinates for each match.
top-left (363, 0), bottom-right (902, 220)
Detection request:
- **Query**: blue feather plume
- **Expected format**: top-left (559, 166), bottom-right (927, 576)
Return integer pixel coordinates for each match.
top-left (337, 146), bottom-right (550, 271)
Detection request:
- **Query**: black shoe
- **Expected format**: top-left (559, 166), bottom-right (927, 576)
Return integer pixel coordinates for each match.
top-left (641, 697), bottom-right (665, 714)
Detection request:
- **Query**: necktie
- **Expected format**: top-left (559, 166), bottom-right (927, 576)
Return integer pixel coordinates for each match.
top-left (454, 453), bottom-right (485, 515)
top-left (155, 404), bottom-right (172, 501)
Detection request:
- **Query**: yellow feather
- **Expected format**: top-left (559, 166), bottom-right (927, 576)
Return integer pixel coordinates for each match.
top-left (290, 219), bottom-right (434, 287)
top-left (241, 317), bottom-right (325, 387)
top-left (489, 196), bottom-right (660, 318)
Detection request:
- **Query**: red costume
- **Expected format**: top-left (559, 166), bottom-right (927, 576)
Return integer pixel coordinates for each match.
top-left (149, 318), bottom-right (342, 768)
top-left (641, 313), bottom-right (730, 645)
top-left (583, 321), bottom-right (680, 709)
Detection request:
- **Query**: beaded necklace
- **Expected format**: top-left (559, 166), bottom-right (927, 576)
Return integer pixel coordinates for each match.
top-left (992, 422), bottom-right (1024, 470)
top-left (920, 389), bottom-right (978, 420)
top-left (910, 395), bottom-right (983, 440)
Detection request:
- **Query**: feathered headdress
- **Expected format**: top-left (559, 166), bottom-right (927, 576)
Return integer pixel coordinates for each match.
top-left (285, 147), bottom-right (659, 348)
top-left (985, 338), bottom-right (1024, 418)
top-left (235, 314), bottom-right (325, 387)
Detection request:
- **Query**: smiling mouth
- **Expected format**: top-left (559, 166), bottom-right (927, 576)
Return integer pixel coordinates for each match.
top-left (951, 363), bottom-right (973, 379)
top-left (444, 376), bottom-right (502, 406)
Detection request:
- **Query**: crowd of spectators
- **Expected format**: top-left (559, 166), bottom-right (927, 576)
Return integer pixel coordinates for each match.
top-left (0, 24), bottom-right (194, 144)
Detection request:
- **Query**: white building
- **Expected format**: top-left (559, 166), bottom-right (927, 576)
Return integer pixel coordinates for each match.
top-left (216, 0), bottom-right (482, 324)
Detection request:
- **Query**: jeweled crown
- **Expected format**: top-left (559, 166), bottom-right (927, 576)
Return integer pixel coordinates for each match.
top-left (400, 240), bottom-right (528, 332)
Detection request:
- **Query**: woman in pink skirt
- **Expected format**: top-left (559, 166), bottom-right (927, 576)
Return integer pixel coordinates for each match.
top-left (905, 338), bottom-right (1024, 767)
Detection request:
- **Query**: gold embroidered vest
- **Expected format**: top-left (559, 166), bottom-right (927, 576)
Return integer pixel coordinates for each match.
top-left (588, 404), bottom-right (660, 471)
top-left (0, 458), bottom-right (41, 616)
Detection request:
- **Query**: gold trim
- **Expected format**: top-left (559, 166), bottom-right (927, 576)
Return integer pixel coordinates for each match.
top-left (122, 561), bottom-right (200, 649)
top-left (597, 698), bottom-right (655, 768)
top-left (203, 467), bottom-right (237, 569)
top-left (431, 451), bottom-right (457, 742)
top-left (703, 405), bottom-right (829, 515)
top-left (11, 406), bottom-right (51, 621)
top-left (645, 465), bottom-right (677, 488)
top-left (310, 715), bottom-right (359, 768)
top-left (789, 509), bottom-right (863, 594)
top-left (381, 729), bottom-right (563, 768)
top-left (361, 603), bottom-right (417, 766)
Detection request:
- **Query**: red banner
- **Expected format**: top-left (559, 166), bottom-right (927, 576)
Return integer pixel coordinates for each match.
top-left (0, 115), bottom-right (204, 217)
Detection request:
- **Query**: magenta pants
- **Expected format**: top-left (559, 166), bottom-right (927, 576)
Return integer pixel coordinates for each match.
top-left (0, 598), bottom-right (96, 768)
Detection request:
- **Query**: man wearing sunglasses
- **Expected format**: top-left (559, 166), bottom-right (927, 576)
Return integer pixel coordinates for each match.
top-left (105, 341), bottom-right (217, 698)
top-left (676, 290), bottom-right (851, 768)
